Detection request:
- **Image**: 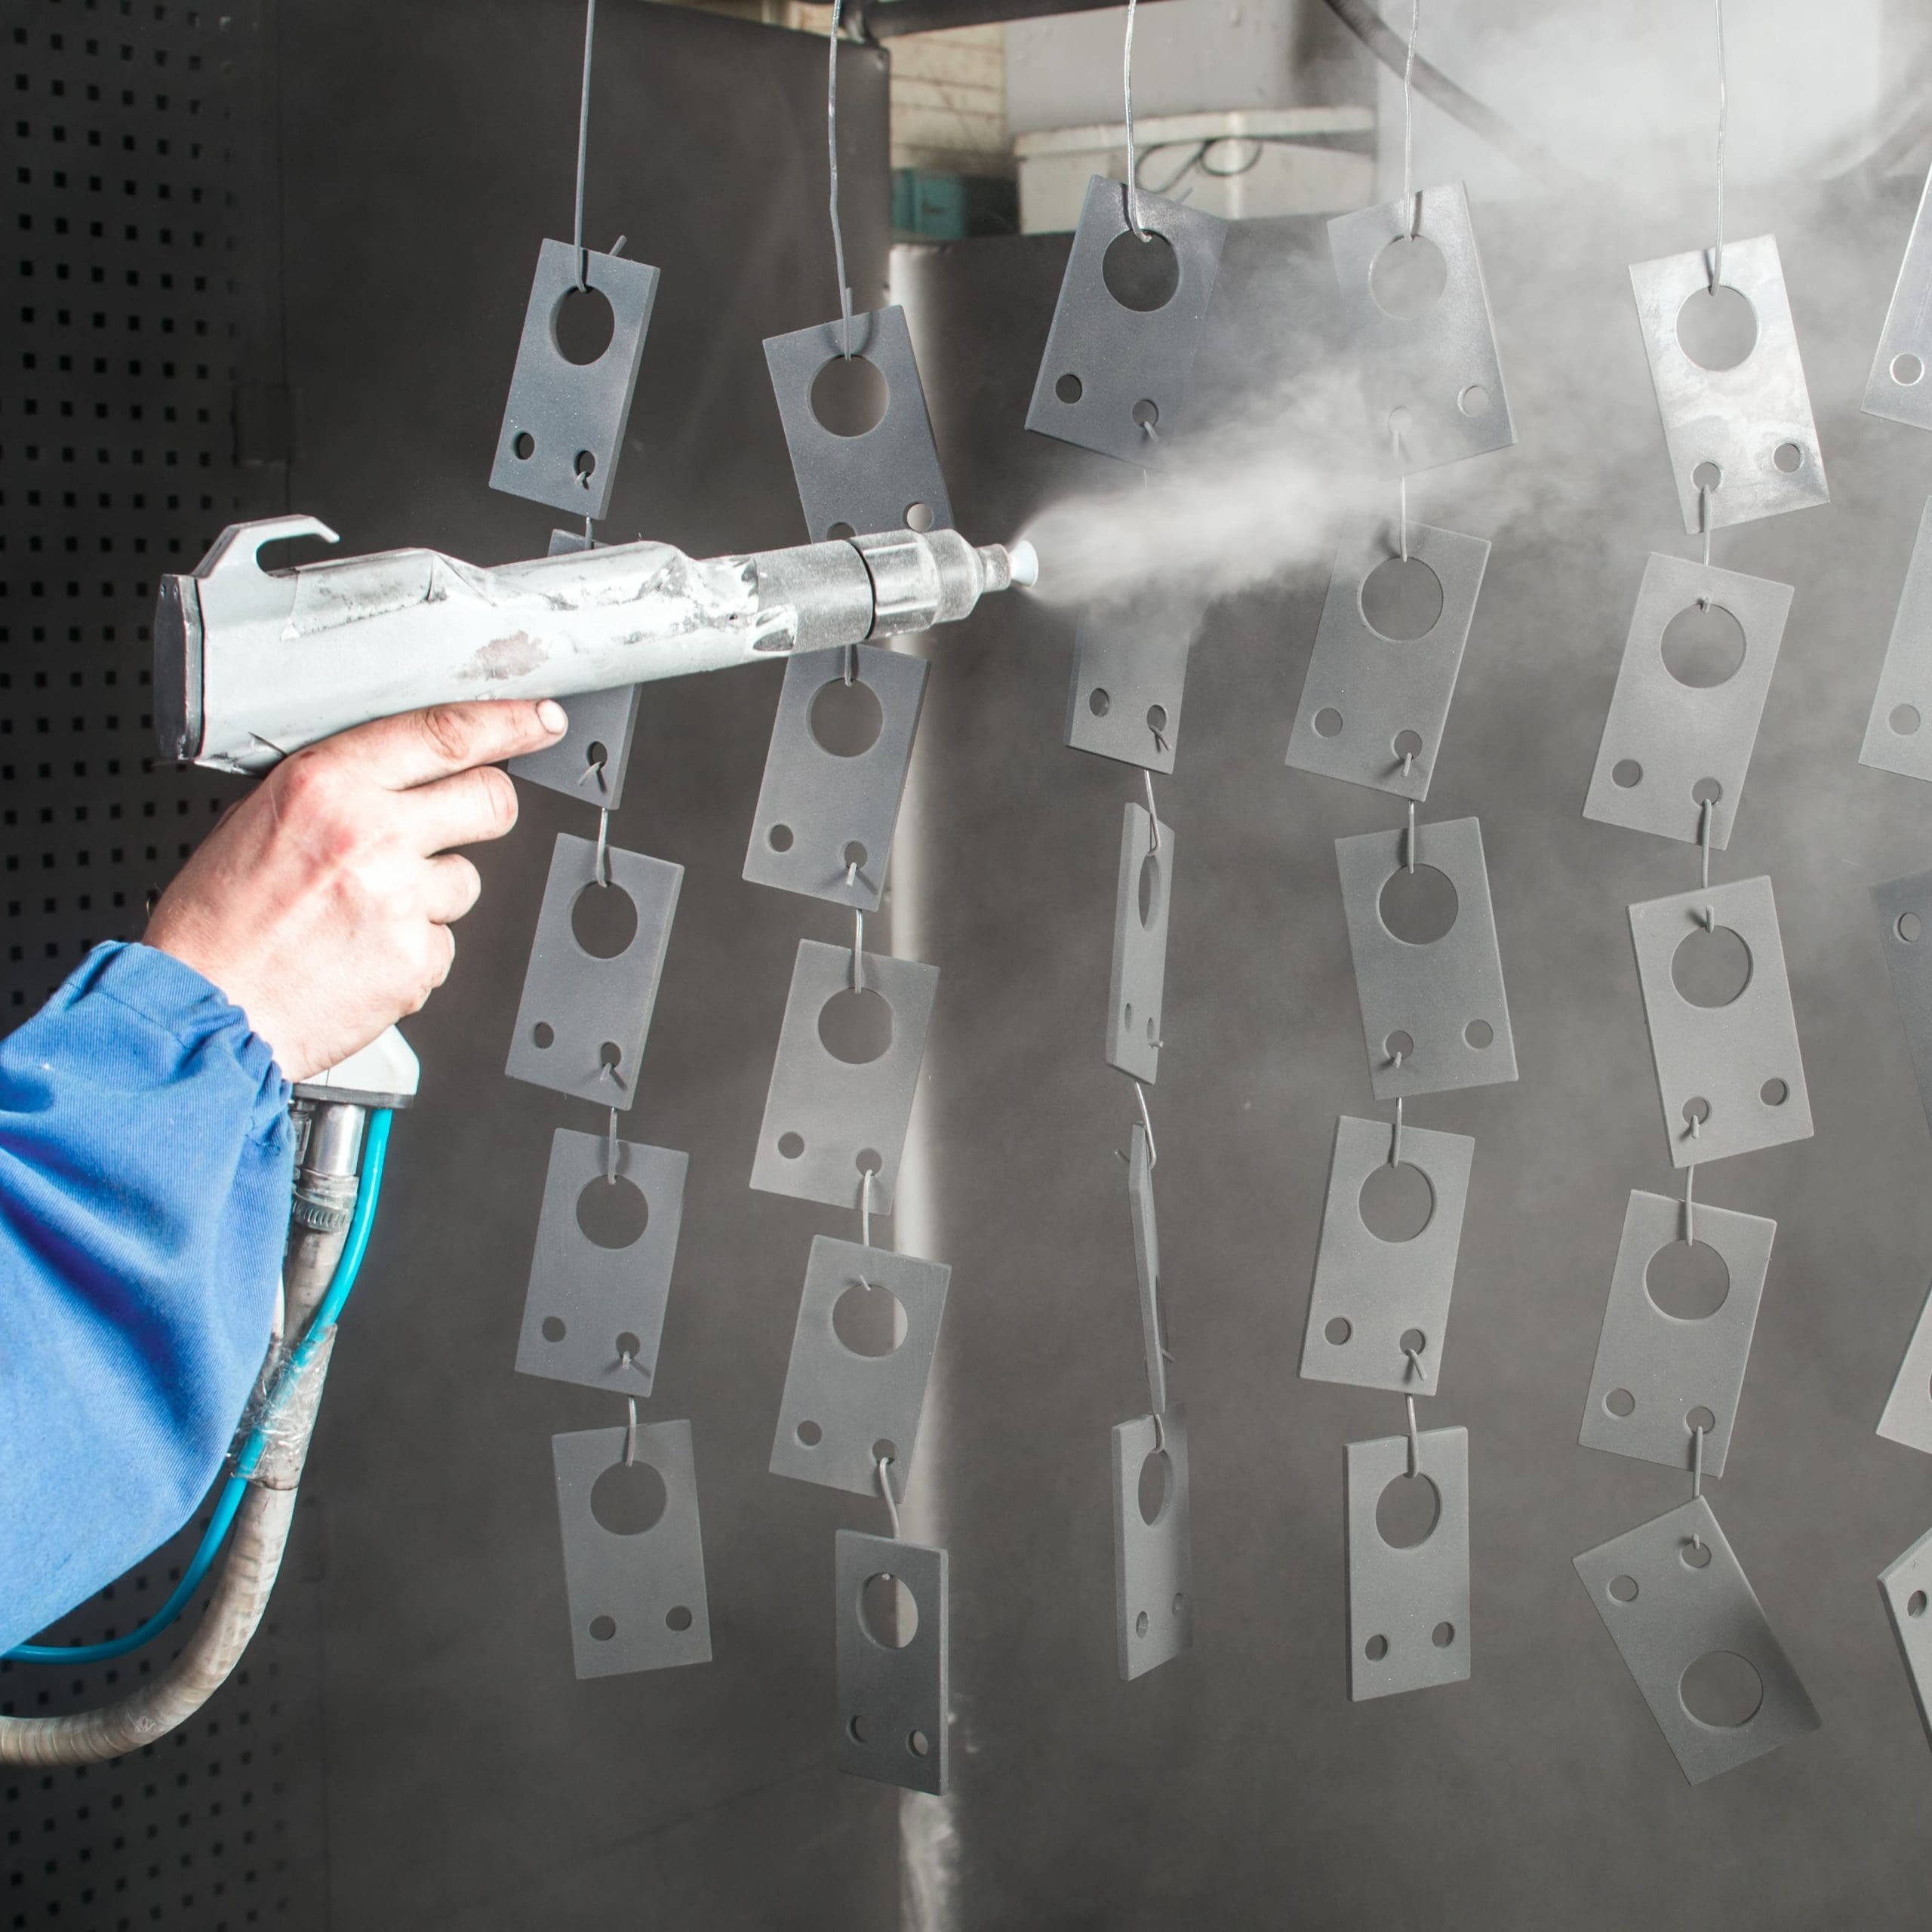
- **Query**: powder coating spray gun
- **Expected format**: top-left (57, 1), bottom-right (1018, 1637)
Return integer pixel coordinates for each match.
top-left (0, 517), bottom-right (1035, 1767)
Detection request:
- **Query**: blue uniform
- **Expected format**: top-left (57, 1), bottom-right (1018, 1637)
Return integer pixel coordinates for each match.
top-left (0, 943), bottom-right (291, 1653)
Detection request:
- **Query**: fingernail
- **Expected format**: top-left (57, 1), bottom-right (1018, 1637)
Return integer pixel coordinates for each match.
top-left (537, 700), bottom-right (568, 734)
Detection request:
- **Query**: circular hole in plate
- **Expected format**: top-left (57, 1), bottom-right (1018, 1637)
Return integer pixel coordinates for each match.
top-left (1138, 1448), bottom-right (1172, 1526)
top-left (811, 354), bottom-right (889, 437)
top-left (1672, 924), bottom-right (1752, 1007)
top-left (1360, 555), bottom-right (1444, 641)
top-left (832, 1278), bottom-right (908, 1358)
top-left (1374, 1472), bottom-right (1440, 1549)
top-left (571, 881), bottom-right (637, 959)
top-left (818, 986), bottom-right (894, 1064)
top-left (1679, 1650), bottom-right (1764, 1728)
top-left (552, 282), bottom-right (616, 365)
top-left (1101, 228), bottom-right (1180, 312)
top-left (1380, 863), bottom-right (1459, 945)
top-left (590, 1459), bottom-right (667, 1537)
top-left (1644, 1238), bottom-right (1730, 1319)
top-left (1660, 602), bottom-right (1746, 688)
top-left (860, 1571), bottom-right (918, 1649)
top-left (1676, 284), bottom-right (1758, 370)
top-left (1359, 1161), bottom-right (1435, 1242)
top-left (576, 1175), bottom-right (649, 1250)
top-left (1368, 233), bottom-right (1448, 319)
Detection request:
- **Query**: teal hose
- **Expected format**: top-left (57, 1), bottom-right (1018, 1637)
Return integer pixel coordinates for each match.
top-left (6, 1109), bottom-right (393, 1666)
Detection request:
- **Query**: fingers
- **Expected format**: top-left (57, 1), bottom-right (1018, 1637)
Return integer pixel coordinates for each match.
top-left (401, 764), bottom-right (520, 856)
top-left (316, 699), bottom-right (568, 791)
top-left (422, 853), bottom-right (482, 925)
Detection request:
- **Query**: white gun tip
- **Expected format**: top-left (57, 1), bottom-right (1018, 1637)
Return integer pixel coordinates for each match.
top-left (1008, 539), bottom-right (1039, 589)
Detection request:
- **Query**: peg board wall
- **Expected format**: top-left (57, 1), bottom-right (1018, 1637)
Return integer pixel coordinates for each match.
top-left (1, 3), bottom-right (329, 1927)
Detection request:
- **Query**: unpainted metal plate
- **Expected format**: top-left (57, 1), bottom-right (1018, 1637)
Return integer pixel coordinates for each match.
top-left (1583, 553), bottom-right (1794, 848)
top-left (1112, 1407), bottom-right (1193, 1681)
top-left (1628, 233), bottom-right (1829, 534)
top-left (1128, 1124), bottom-right (1168, 1417)
top-left (490, 238), bottom-right (659, 520)
top-left (1574, 1496), bottom-right (1820, 1786)
top-left (1026, 174), bottom-right (1228, 466)
top-left (1628, 875), bottom-right (1814, 1168)
top-left (515, 1128), bottom-right (688, 1398)
top-left (835, 1530), bottom-right (949, 1794)
top-left (1335, 816), bottom-right (1518, 1099)
top-left (764, 306), bottom-right (953, 540)
top-left (507, 528), bottom-right (643, 809)
top-left (1108, 803), bottom-right (1172, 1082)
top-left (1864, 166), bottom-right (1932, 430)
top-left (506, 833), bottom-right (683, 1108)
top-left (1872, 868), bottom-right (1932, 1137)
top-left (1860, 500), bottom-right (1932, 781)
top-left (1327, 182), bottom-right (1515, 472)
top-left (751, 940), bottom-right (938, 1216)
top-left (1578, 1189), bottom-right (1775, 1480)
top-left (1301, 1114), bottom-right (1473, 1394)
top-left (553, 1421), bottom-right (712, 1678)
top-left (1066, 586), bottom-right (1196, 774)
top-left (1346, 1425), bottom-right (1470, 1700)
top-left (1876, 1281), bottom-right (1932, 1456)
top-left (1877, 1521), bottom-right (1932, 1751)
top-left (1285, 519), bottom-right (1490, 801)
top-left (742, 642), bottom-right (929, 912)
top-left (769, 1235), bottom-right (951, 1500)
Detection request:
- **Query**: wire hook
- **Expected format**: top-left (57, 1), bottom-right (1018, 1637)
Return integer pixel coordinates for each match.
top-left (572, 0), bottom-right (598, 291)
top-left (877, 1453), bottom-right (900, 1540)
top-left (851, 906), bottom-right (864, 993)
top-left (1143, 769), bottom-right (1161, 853)
top-left (1404, 1337), bottom-right (1429, 1386)
top-left (1683, 1160), bottom-right (1695, 1248)
top-left (1405, 801), bottom-right (1418, 874)
top-left (1389, 1091), bottom-right (1404, 1166)
top-left (1406, 1392), bottom-right (1420, 1477)
top-left (1134, 1080), bottom-right (1158, 1171)
top-left (827, 0), bottom-right (855, 356)
top-left (1122, 0), bottom-right (1146, 240)
top-left (605, 1105), bottom-right (620, 1186)
top-left (860, 1163), bottom-right (874, 1249)
top-left (594, 807), bottom-right (611, 888)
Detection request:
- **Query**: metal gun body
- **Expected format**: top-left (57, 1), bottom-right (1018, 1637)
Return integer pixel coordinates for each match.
top-left (157, 515), bottom-right (1034, 773)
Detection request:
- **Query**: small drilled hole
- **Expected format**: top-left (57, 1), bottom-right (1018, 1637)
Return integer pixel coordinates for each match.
top-left (1613, 758), bottom-right (1643, 788)
top-left (1608, 1575), bottom-right (1638, 1603)
top-left (1056, 372), bottom-right (1084, 404)
top-left (1324, 1316), bottom-right (1352, 1346)
top-left (1314, 706), bottom-right (1343, 737)
top-left (1605, 1387), bottom-right (1636, 1417)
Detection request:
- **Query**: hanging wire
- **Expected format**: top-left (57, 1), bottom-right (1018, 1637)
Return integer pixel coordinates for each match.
top-left (1405, 799), bottom-right (1418, 874)
top-left (573, 0), bottom-right (598, 291)
top-left (1710, 0), bottom-right (1727, 291)
top-left (1401, 0), bottom-right (1421, 236)
top-left (1143, 768), bottom-right (1161, 854)
top-left (1123, 0), bottom-right (1147, 238)
top-left (860, 1164), bottom-right (874, 1248)
top-left (594, 805), bottom-right (611, 888)
top-left (827, 0), bottom-right (855, 355)
top-left (1698, 481), bottom-right (1712, 580)
top-left (605, 1104), bottom-right (620, 1185)
top-left (877, 1454), bottom-right (901, 1539)
top-left (1134, 1079), bottom-right (1158, 1169)
top-left (852, 906), bottom-right (865, 992)
top-left (1406, 1392), bottom-right (1420, 1476)
top-left (1683, 1160), bottom-right (1696, 1247)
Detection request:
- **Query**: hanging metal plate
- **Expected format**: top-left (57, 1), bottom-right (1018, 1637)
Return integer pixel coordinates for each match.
top-left (1285, 518), bottom-right (1490, 801)
top-left (751, 940), bottom-right (938, 1216)
top-left (1574, 1497), bottom-right (1820, 1785)
top-left (1860, 500), bottom-right (1932, 782)
top-left (1065, 586), bottom-right (1195, 774)
top-left (1628, 875), bottom-right (1814, 1168)
top-left (1878, 1523), bottom-right (1932, 1751)
top-left (1128, 1124), bottom-right (1168, 1417)
top-left (552, 1420), bottom-right (712, 1678)
top-left (835, 1530), bottom-right (949, 1795)
top-left (489, 238), bottom-right (659, 520)
top-left (1026, 174), bottom-right (1228, 466)
top-left (1336, 816), bottom-right (1518, 1100)
top-left (1112, 1407), bottom-right (1193, 1681)
top-left (1876, 1281), bottom-right (1932, 1456)
top-left (508, 528), bottom-right (644, 809)
top-left (770, 1236), bottom-right (951, 1500)
top-left (741, 642), bottom-right (929, 913)
top-left (764, 306), bottom-right (953, 540)
top-left (1583, 554), bottom-right (1793, 848)
top-left (1578, 1189), bottom-right (1775, 1481)
top-left (1872, 867), bottom-right (1932, 1137)
top-left (1628, 233), bottom-right (1829, 534)
top-left (515, 1128), bottom-right (688, 1399)
top-left (1108, 802), bottom-right (1173, 1082)
top-left (1301, 1114), bottom-right (1473, 1395)
top-left (1346, 1425), bottom-right (1470, 1701)
top-left (1327, 182), bottom-right (1515, 472)
top-left (505, 833), bottom-right (683, 1109)
top-left (1864, 168), bottom-right (1932, 430)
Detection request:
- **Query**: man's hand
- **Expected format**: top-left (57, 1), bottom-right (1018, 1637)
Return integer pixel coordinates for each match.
top-left (146, 700), bottom-right (568, 1081)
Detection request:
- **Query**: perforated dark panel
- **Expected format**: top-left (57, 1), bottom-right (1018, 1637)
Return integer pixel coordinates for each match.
top-left (2, 4), bottom-right (328, 1927)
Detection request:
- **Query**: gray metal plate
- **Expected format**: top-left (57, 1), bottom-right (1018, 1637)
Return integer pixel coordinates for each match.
top-left (515, 1128), bottom-right (688, 1399)
top-left (1026, 174), bottom-right (1228, 466)
top-left (1860, 499), bottom-right (1932, 781)
top-left (1112, 1407), bottom-right (1194, 1681)
top-left (1335, 816), bottom-right (1518, 1099)
top-left (1574, 1497), bottom-right (1820, 1785)
top-left (1128, 1124), bottom-right (1168, 1417)
top-left (1301, 1114), bottom-right (1473, 1394)
top-left (489, 238), bottom-right (659, 520)
top-left (1877, 1521), bottom-right (1932, 1751)
top-left (750, 939), bottom-right (939, 1215)
top-left (1628, 875), bottom-right (1814, 1168)
top-left (552, 1421), bottom-right (712, 1678)
top-left (1872, 867), bottom-right (1932, 1137)
top-left (769, 1235), bottom-right (951, 1499)
top-left (1864, 167), bottom-right (1932, 430)
top-left (1583, 553), bottom-right (1794, 848)
top-left (1284, 518), bottom-right (1491, 801)
top-left (742, 642), bottom-right (929, 912)
top-left (1628, 233), bottom-right (1829, 534)
top-left (835, 1530), bottom-right (949, 1794)
top-left (1876, 1281), bottom-right (1932, 1456)
top-left (507, 527), bottom-right (643, 809)
top-left (764, 306), bottom-right (953, 540)
top-left (1346, 1426), bottom-right (1470, 1700)
top-left (506, 833), bottom-right (684, 1107)
top-left (1327, 182), bottom-right (1515, 472)
top-left (1065, 586), bottom-right (1195, 773)
top-left (1108, 802), bottom-right (1172, 1082)
top-left (1578, 1189), bottom-right (1775, 1480)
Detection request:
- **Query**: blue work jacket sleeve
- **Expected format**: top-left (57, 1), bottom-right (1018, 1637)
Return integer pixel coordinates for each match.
top-left (0, 941), bottom-right (292, 1653)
